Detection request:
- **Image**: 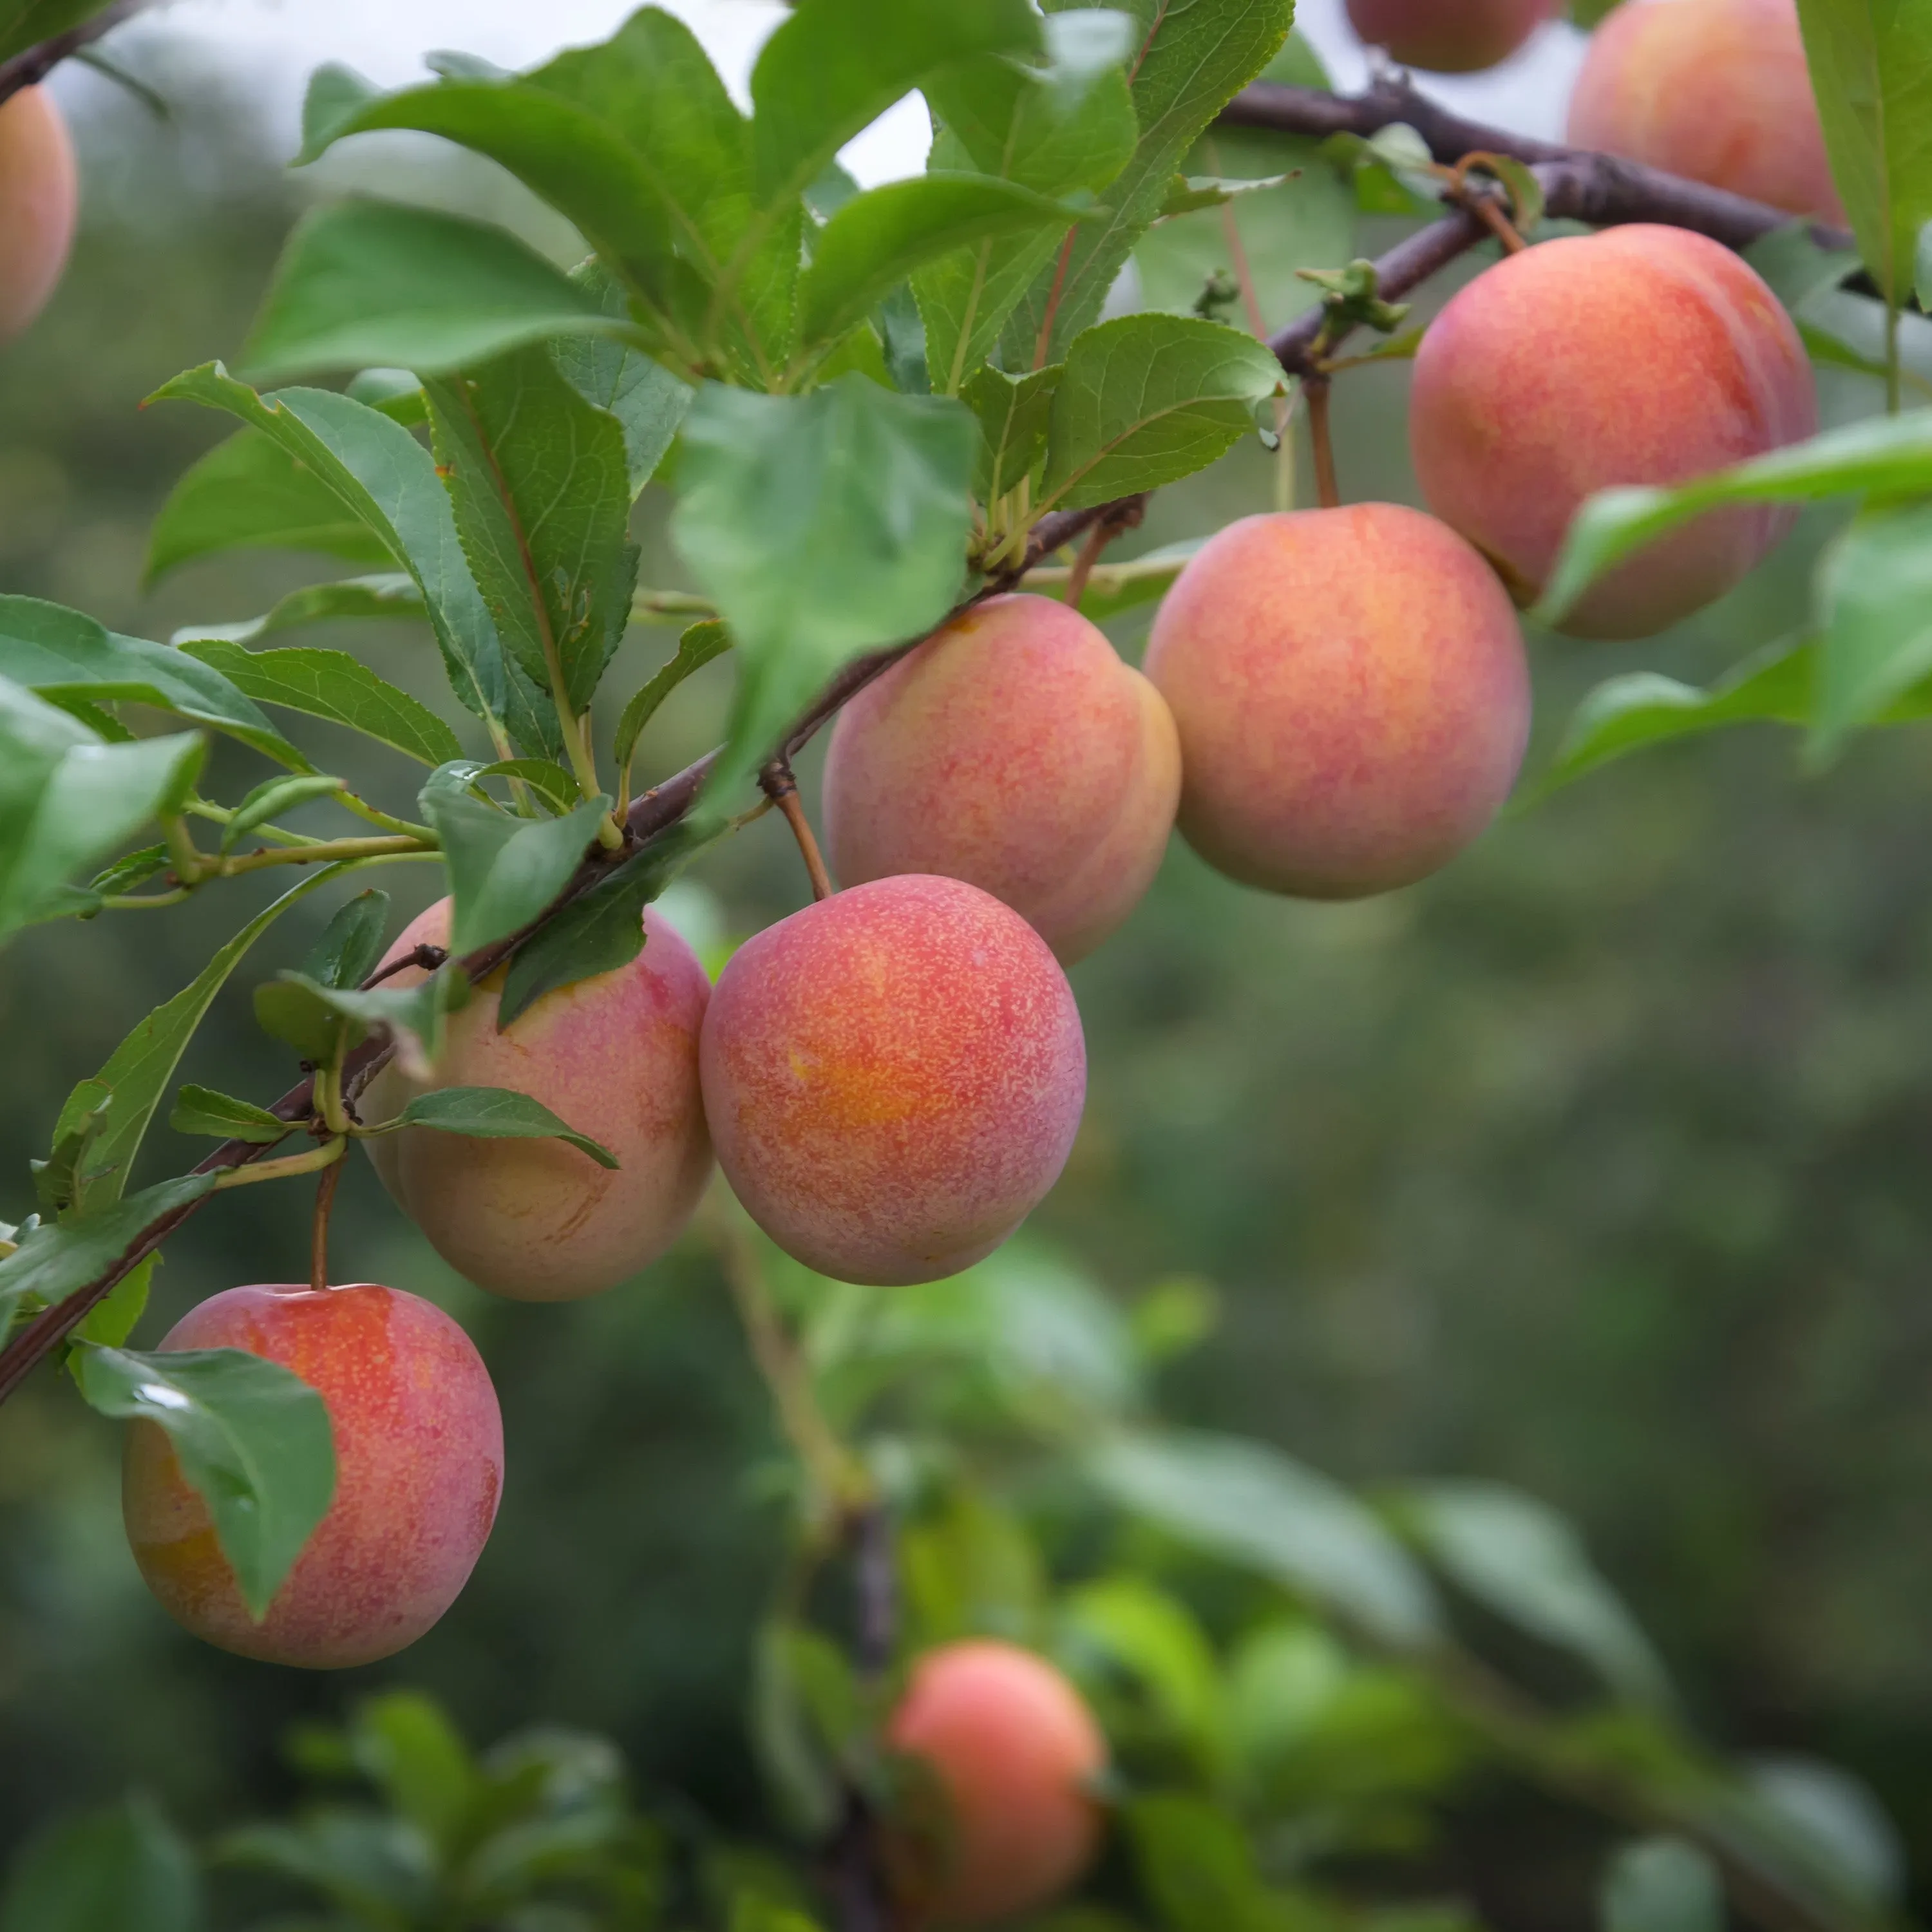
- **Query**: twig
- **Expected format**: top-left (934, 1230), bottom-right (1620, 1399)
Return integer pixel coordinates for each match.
top-left (0, 0), bottom-right (150, 106)
top-left (761, 759), bottom-right (834, 902)
top-left (1219, 75), bottom-right (1853, 255)
top-left (363, 943), bottom-right (448, 988)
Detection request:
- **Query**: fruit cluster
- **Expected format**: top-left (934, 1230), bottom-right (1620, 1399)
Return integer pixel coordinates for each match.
top-left (25, 3), bottom-right (1835, 1916)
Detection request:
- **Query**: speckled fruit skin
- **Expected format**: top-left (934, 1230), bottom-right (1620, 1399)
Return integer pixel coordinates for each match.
top-left (1345, 0), bottom-right (1555, 71)
top-left (1567, 0), bottom-right (1843, 223)
top-left (363, 898), bottom-right (711, 1302)
top-left (822, 594), bottom-right (1180, 964)
top-left (0, 87), bottom-right (77, 343)
top-left (1408, 225), bottom-right (1817, 639)
top-left (1143, 504), bottom-right (1530, 898)
top-left (699, 876), bottom-right (1085, 1287)
top-left (887, 1640), bottom-right (1107, 1927)
top-left (122, 1282), bottom-right (503, 1669)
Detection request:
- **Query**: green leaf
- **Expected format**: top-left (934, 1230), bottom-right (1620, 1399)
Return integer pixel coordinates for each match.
top-left (1135, 124), bottom-right (1353, 331)
top-left (61, 867), bottom-right (360, 1204)
top-left (168, 1084), bottom-right (291, 1143)
top-left (752, 1622), bottom-right (848, 1839)
top-left (1812, 498), bottom-right (1932, 761)
top-left (145, 429), bottom-right (395, 583)
top-left (1530, 641), bottom-right (1816, 799)
top-left (495, 822), bottom-right (699, 1026)
top-left (1745, 1757), bottom-right (1904, 1904)
top-left (1039, 313), bottom-right (1282, 509)
top-left (800, 173), bottom-right (1094, 352)
top-left (417, 785), bottom-right (610, 954)
top-left (172, 574), bottom-right (426, 647)
top-left (344, 1692), bottom-right (480, 1850)
top-left (964, 363), bottom-right (1061, 501)
top-left (298, 64), bottom-right (701, 358)
top-left (916, 11), bottom-right (1137, 395)
top-left (0, 0), bottom-right (132, 62)
top-left (614, 619), bottom-right (733, 779)
top-left (1061, 1577), bottom-right (1222, 1765)
top-left (472, 757), bottom-right (583, 813)
top-left (255, 969), bottom-right (468, 1079)
top-left (1793, 0), bottom-right (1932, 306)
top-left (1001, 0), bottom-right (1295, 366)
top-left (383, 1086), bottom-right (618, 1167)
top-left (529, 12), bottom-right (792, 381)
top-left (1600, 1839), bottom-right (1723, 1932)
top-left (76, 1343), bottom-right (336, 1622)
top-left (1535, 410), bottom-right (1932, 628)
top-left (243, 200), bottom-right (630, 382)
top-left (179, 638), bottom-right (466, 770)
top-left (0, 1794), bottom-right (202, 1932)
top-left (88, 844), bottom-right (170, 898)
top-left (671, 375), bottom-right (975, 813)
top-left (1088, 1428), bottom-right (1441, 1649)
top-left (553, 265), bottom-right (693, 497)
top-left (217, 773), bottom-right (345, 853)
top-left (153, 363), bottom-right (556, 758)
top-left (1122, 1792), bottom-right (1282, 1932)
top-left (424, 347), bottom-right (641, 715)
top-left (1396, 1482), bottom-right (1672, 1707)
top-left (0, 680), bottom-right (204, 949)
top-left (0, 1175), bottom-right (218, 1329)
top-left (748, 0), bottom-right (1042, 211)
top-left (301, 887), bottom-right (392, 991)
top-left (0, 595), bottom-right (308, 769)
top-left (70, 1255), bottom-right (156, 1352)
top-left (36, 1079), bottom-right (115, 1218)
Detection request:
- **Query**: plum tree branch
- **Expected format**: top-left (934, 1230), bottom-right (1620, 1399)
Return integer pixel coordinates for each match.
top-left (0, 104), bottom-right (1864, 1425)
top-left (0, 0), bottom-right (151, 105)
top-left (1220, 74), bottom-right (1853, 255)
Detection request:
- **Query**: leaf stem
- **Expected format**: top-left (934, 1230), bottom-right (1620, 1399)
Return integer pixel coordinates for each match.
top-left (214, 835), bottom-right (435, 877)
top-left (209, 1135), bottom-right (345, 1191)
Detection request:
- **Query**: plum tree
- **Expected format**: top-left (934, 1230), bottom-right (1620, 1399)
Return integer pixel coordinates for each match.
top-left (699, 876), bottom-right (1085, 1287)
top-left (1343, 0), bottom-right (1554, 72)
top-left (122, 1281), bottom-right (503, 1669)
top-left (0, 84), bottom-right (77, 342)
top-left (1567, 0), bottom-right (1843, 223)
top-left (822, 593), bottom-right (1180, 963)
top-left (886, 1640), bottom-right (1106, 1927)
top-left (1408, 225), bottom-right (1817, 638)
top-left (1144, 504), bottom-right (1530, 898)
top-left (363, 900), bottom-right (712, 1302)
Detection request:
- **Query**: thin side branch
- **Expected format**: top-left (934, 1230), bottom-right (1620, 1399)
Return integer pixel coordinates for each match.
top-left (0, 0), bottom-right (149, 104)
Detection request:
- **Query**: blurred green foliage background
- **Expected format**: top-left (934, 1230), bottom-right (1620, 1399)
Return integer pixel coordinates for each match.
top-left (5, 40), bottom-right (1932, 1927)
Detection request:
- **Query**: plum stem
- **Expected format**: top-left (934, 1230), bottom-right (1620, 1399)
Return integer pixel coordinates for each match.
top-left (761, 759), bottom-right (835, 903)
top-left (309, 1158), bottom-right (343, 1294)
top-left (1305, 378), bottom-right (1341, 511)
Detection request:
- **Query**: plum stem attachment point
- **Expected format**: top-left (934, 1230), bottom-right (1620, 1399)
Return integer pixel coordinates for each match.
top-left (761, 759), bottom-right (834, 903)
top-left (1305, 377), bottom-right (1341, 511)
top-left (363, 943), bottom-right (448, 989)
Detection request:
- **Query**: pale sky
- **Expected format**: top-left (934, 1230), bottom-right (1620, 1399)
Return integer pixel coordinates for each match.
top-left (68, 0), bottom-right (1588, 179)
